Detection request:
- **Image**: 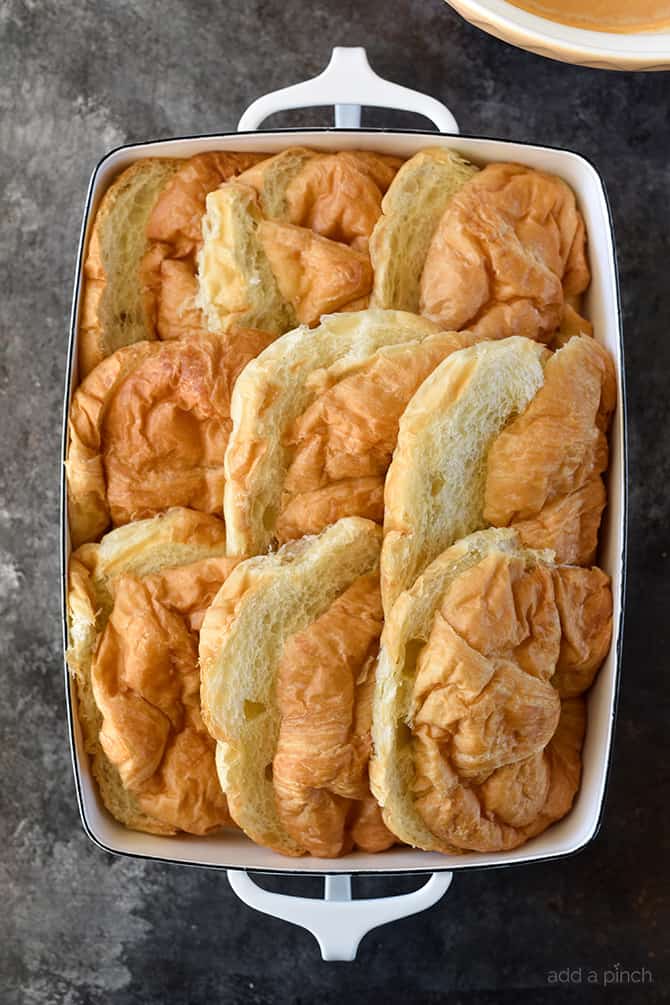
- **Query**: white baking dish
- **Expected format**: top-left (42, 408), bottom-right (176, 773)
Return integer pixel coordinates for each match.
top-left (60, 48), bottom-right (626, 960)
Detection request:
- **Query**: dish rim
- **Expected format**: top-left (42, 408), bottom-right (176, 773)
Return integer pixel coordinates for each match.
top-left (60, 125), bottom-right (627, 876)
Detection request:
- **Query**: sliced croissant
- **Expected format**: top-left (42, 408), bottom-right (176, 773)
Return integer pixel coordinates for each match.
top-left (200, 517), bottom-right (393, 857)
top-left (371, 528), bottom-right (612, 853)
top-left (66, 508), bottom-right (238, 836)
top-left (382, 335), bottom-right (615, 611)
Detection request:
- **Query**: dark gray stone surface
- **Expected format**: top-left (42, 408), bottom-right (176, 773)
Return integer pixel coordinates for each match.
top-left (1, 0), bottom-right (668, 1001)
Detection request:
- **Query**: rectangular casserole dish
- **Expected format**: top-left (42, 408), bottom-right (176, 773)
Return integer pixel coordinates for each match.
top-left (60, 48), bottom-right (626, 957)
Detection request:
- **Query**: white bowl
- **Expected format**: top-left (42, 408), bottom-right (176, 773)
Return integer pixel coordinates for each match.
top-left (447, 0), bottom-right (670, 69)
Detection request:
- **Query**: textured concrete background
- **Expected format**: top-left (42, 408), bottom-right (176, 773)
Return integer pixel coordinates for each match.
top-left (1, 0), bottom-right (668, 1002)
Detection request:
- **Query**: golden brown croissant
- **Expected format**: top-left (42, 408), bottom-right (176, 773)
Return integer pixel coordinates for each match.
top-left (275, 327), bottom-right (479, 543)
top-left (196, 182), bottom-right (375, 336)
top-left (141, 151), bottom-right (268, 343)
top-left (238, 148), bottom-right (401, 247)
top-left (419, 163), bottom-right (590, 343)
top-left (382, 334), bottom-right (615, 610)
top-left (79, 158), bottom-right (180, 377)
top-left (66, 331), bottom-right (272, 546)
top-left (200, 517), bottom-right (395, 857)
top-left (222, 309), bottom-right (480, 557)
top-left (484, 334), bottom-right (616, 564)
top-left (371, 528), bottom-right (612, 853)
top-left (66, 509), bottom-right (239, 835)
top-left (272, 569), bottom-right (393, 857)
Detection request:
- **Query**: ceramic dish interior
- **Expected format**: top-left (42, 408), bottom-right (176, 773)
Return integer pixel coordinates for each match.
top-left (62, 127), bottom-right (626, 876)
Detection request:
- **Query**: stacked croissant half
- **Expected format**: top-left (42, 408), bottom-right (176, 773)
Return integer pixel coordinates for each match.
top-left (66, 146), bottom-right (614, 857)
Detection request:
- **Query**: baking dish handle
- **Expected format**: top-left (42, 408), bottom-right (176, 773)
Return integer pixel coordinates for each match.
top-left (237, 46), bottom-right (459, 134)
top-left (227, 869), bottom-right (453, 961)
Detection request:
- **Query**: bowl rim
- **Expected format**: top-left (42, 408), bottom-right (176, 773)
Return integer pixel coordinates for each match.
top-left (447, 0), bottom-right (670, 68)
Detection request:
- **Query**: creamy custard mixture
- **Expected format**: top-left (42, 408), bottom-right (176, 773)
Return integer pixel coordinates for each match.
top-left (508, 0), bottom-right (670, 32)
